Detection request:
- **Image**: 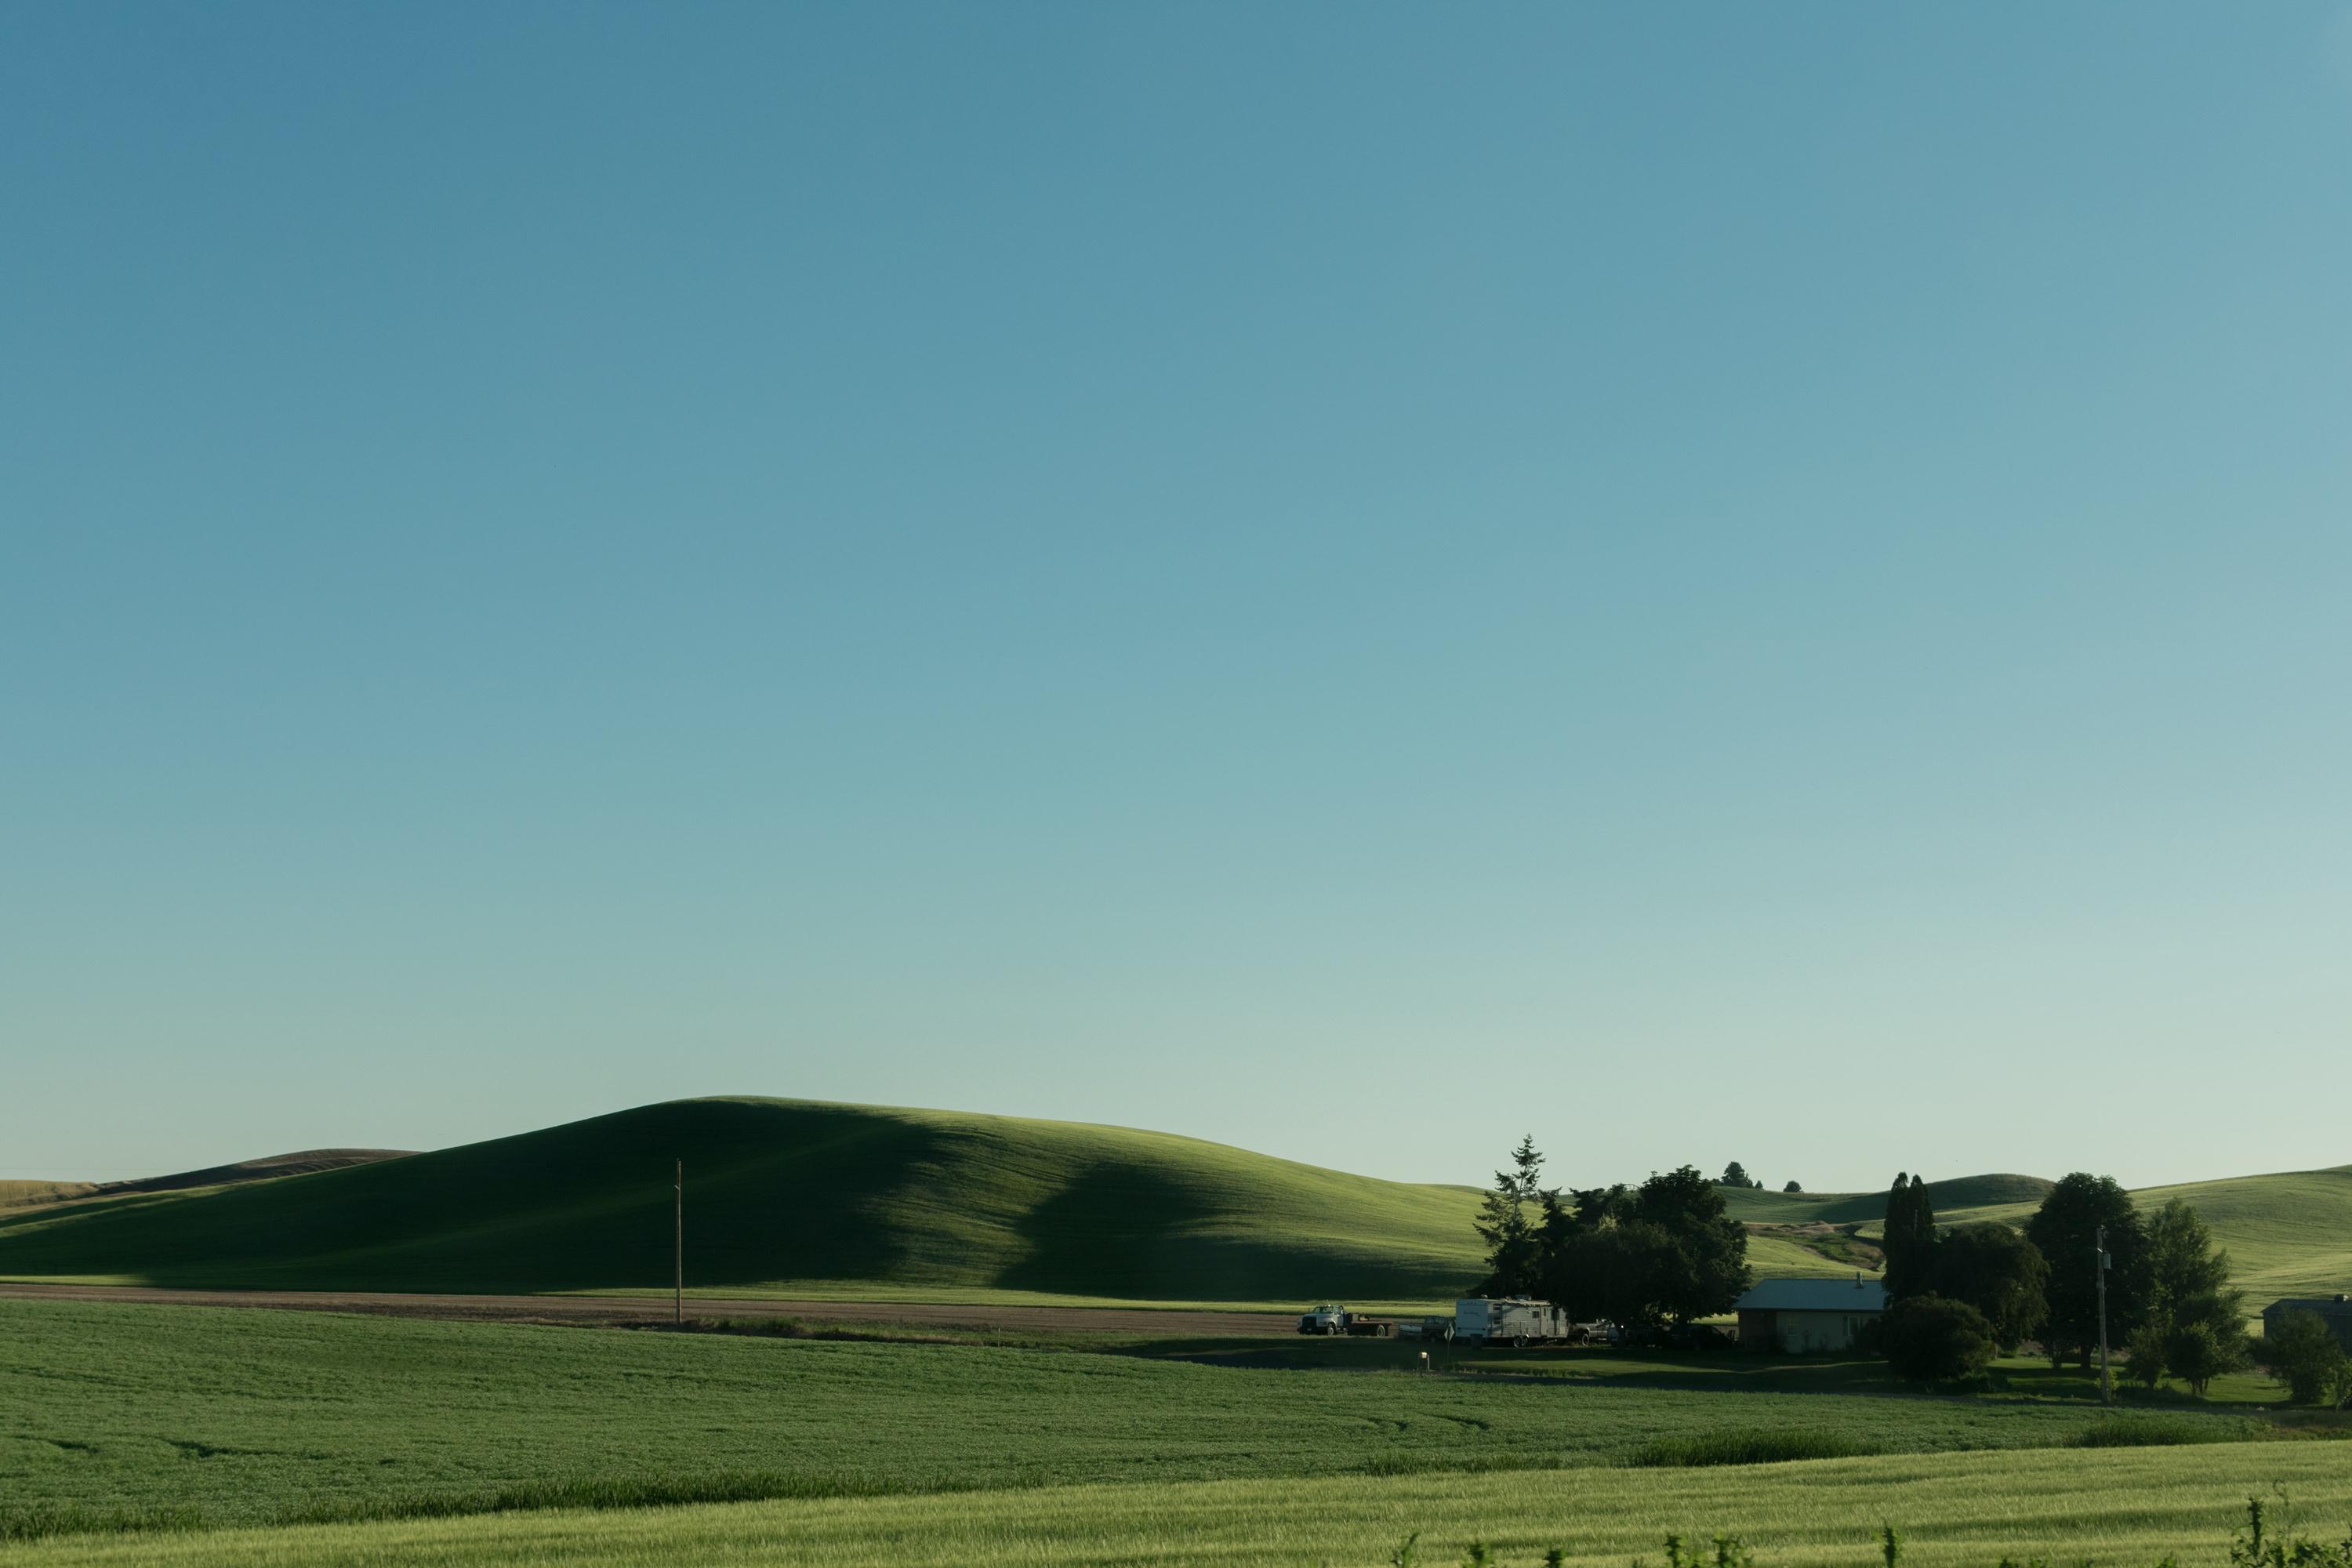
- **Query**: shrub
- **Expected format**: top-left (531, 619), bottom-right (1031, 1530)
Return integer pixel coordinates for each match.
top-left (2122, 1321), bottom-right (2170, 1391)
top-left (1882, 1294), bottom-right (1996, 1384)
top-left (2263, 1310), bottom-right (2348, 1406)
top-left (2166, 1320), bottom-right (2241, 1397)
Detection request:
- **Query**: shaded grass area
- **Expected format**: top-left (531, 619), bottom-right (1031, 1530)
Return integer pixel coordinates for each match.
top-left (2070, 1415), bottom-right (2251, 1448)
top-left (0, 1300), bottom-right (2261, 1541)
top-left (1628, 1428), bottom-right (1873, 1467)
top-left (11, 1444), bottom-right (2352, 1568)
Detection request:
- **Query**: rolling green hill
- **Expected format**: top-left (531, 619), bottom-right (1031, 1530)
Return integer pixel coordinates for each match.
top-left (0, 1099), bottom-right (1501, 1301)
top-left (0, 1100), bottom-right (1861, 1302)
top-left (1717, 1174), bottom-right (2056, 1226)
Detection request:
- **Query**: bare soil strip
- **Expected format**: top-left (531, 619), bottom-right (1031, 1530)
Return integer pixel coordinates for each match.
top-left (0, 1282), bottom-right (1292, 1336)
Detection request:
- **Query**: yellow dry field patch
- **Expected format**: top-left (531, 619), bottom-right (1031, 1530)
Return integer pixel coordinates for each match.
top-left (17, 1443), bottom-right (2351, 1568)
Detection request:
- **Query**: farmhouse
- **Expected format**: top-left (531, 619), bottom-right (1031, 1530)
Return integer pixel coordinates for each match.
top-left (1734, 1275), bottom-right (1886, 1352)
top-left (2262, 1295), bottom-right (2352, 1352)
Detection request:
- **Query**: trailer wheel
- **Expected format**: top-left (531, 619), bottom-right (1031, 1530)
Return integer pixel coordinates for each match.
top-left (1512, 1334), bottom-right (1529, 1348)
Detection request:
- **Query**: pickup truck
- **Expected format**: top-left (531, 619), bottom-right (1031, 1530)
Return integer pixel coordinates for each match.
top-left (1295, 1304), bottom-right (1394, 1337)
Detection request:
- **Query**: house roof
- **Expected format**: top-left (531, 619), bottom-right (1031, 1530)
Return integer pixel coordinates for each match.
top-left (1735, 1276), bottom-right (1888, 1312)
top-left (2264, 1298), bottom-right (2352, 1318)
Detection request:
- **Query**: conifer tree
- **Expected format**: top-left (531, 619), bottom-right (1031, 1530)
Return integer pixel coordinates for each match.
top-left (1473, 1135), bottom-right (1546, 1295)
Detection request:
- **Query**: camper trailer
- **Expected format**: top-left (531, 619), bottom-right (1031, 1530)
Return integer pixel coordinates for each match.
top-left (1451, 1297), bottom-right (1567, 1347)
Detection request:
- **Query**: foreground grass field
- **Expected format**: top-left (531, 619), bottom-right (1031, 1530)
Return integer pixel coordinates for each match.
top-left (13, 1444), bottom-right (2350, 1568)
top-left (0, 1300), bottom-right (2259, 1540)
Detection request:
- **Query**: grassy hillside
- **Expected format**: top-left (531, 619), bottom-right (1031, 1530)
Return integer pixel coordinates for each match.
top-left (1719, 1174), bottom-right (2056, 1226)
top-left (0, 1099), bottom-right (1502, 1301)
top-left (1945, 1167), bottom-right (2352, 1301)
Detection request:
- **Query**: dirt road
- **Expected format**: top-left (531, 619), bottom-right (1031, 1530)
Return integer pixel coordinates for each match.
top-left (0, 1282), bottom-right (1294, 1337)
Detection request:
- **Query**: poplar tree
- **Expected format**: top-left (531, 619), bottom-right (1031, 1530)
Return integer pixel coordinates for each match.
top-left (1882, 1173), bottom-right (1938, 1299)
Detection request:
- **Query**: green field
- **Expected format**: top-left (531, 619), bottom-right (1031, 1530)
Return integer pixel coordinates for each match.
top-left (0, 1298), bottom-right (2259, 1541)
top-left (13, 1444), bottom-right (2349, 1568)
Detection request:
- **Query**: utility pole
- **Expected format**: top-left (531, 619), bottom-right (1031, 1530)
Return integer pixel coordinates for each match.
top-left (2095, 1223), bottom-right (2111, 1405)
top-left (674, 1158), bottom-right (684, 1327)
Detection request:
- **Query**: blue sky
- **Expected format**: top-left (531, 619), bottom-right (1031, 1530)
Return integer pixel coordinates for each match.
top-left (5, 4), bottom-right (2348, 1192)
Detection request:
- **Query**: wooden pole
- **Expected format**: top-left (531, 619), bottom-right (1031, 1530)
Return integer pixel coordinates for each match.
top-left (674, 1158), bottom-right (683, 1326)
top-left (2095, 1224), bottom-right (2111, 1405)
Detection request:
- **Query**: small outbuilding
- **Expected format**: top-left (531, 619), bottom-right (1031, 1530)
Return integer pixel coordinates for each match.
top-left (2263, 1295), bottom-right (2352, 1352)
top-left (1734, 1275), bottom-right (1887, 1353)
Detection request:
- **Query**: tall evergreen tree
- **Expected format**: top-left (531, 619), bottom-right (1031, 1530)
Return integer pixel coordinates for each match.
top-left (1472, 1135), bottom-right (1546, 1295)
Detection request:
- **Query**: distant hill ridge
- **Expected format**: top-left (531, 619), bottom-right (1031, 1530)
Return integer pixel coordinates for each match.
top-left (1721, 1174), bottom-right (2057, 1226)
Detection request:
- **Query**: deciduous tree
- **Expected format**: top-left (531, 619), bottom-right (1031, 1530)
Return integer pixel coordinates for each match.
top-left (2165, 1319), bottom-right (2236, 1397)
top-left (1524, 1165), bottom-right (1750, 1330)
top-left (2025, 1173), bottom-right (2151, 1370)
top-left (1932, 1222), bottom-right (2048, 1352)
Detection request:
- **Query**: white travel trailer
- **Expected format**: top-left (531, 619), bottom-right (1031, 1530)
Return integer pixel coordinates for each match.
top-left (1452, 1297), bottom-right (1568, 1347)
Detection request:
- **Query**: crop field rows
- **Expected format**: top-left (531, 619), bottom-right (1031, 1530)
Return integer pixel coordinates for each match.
top-left (13, 1443), bottom-right (2352, 1568)
top-left (2, 1296), bottom-right (2332, 1567)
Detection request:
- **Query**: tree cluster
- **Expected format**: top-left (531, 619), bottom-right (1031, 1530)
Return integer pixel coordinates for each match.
top-left (1871, 1171), bottom-right (2241, 1392)
top-left (2024, 1176), bottom-right (2247, 1392)
top-left (1474, 1139), bottom-right (1752, 1330)
top-left (1876, 1173), bottom-right (2049, 1356)
top-left (1718, 1162), bottom-right (1764, 1191)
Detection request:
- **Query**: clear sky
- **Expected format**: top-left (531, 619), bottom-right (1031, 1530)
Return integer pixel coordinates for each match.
top-left (5, 4), bottom-right (2349, 1194)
